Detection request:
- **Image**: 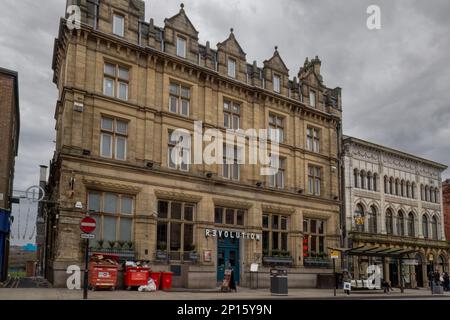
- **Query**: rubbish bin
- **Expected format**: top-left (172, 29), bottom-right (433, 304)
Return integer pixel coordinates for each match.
top-left (432, 284), bottom-right (444, 294)
top-left (89, 253), bottom-right (119, 290)
top-left (150, 272), bottom-right (162, 289)
top-left (124, 266), bottom-right (150, 289)
top-left (160, 271), bottom-right (173, 291)
top-left (270, 268), bottom-right (288, 296)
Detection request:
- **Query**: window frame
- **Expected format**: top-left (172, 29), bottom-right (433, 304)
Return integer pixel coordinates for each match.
top-left (268, 113), bottom-right (284, 143)
top-left (309, 90), bottom-right (316, 107)
top-left (227, 57), bottom-right (236, 78)
top-left (262, 213), bottom-right (289, 256)
top-left (273, 74), bottom-right (281, 93)
top-left (306, 127), bottom-right (320, 153)
top-left (302, 218), bottom-right (326, 258)
top-left (308, 165), bottom-right (322, 196)
top-left (169, 82), bottom-right (190, 117)
top-left (176, 36), bottom-right (187, 58)
top-left (103, 63), bottom-right (129, 101)
top-left (223, 100), bottom-right (241, 130)
top-left (87, 191), bottom-right (134, 242)
top-left (167, 130), bottom-right (190, 172)
top-left (113, 14), bottom-right (125, 37)
top-left (100, 116), bottom-right (128, 160)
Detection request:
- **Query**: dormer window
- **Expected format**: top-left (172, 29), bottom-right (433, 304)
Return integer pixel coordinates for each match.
top-left (113, 14), bottom-right (124, 37)
top-left (228, 58), bottom-right (236, 78)
top-left (309, 90), bottom-right (316, 107)
top-left (176, 36), bottom-right (186, 58)
top-left (273, 74), bottom-right (281, 93)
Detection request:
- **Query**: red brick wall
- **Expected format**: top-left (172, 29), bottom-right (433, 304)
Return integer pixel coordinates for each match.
top-left (443, 179), bottom-right (450, 240)
top-left (0, 72), bottom-right (15, 210)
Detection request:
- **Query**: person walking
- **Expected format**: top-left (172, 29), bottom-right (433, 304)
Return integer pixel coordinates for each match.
top-left (342, 271), bottom-right (352, 295)
top-left (443, 272), bottom-right (449, 291)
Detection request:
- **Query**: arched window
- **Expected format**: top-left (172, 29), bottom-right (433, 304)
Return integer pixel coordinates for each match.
top-left (412, 183), bottom-right (416, 199)
top-left (354, 204), bottom-right (365, 232)
top-left (367, 172), bottom-right (372, 191)
top-left (386, 209), bottom-right (393, 235)
top-left (373, 173), bottom-right (378, 191)
top-left (368, 206), bottom-right (377, 233)
top-left (407, 212), bottom-right (415, 237)
top-left (421, 184), bottom-right (425, 201)
top-left (425, 186), bottom-right (429, 202)
top-left (406, 181), bottom-right (411, 198)
top-left (401, 180), bottom-right (405, 197)
top-left (360, 171), bottom-right (366, 189)
top-left (397, 211), bottom-right (405, 236)
top-left (430, 188), bottom-right (435, 203)
top-left (431, 216), bottom-right (438, 240)
top-left (438, 255), bottom-right (446, 273)
top-left (422, 215), bottom-right (429, 239)
top-left (428, 187), bottom-right (433, 203)
top-left (435, 189), bottom-right (439, 203)
top-left (389, 177), bottom-right (394, 195)
top-left (384, 176), bottom-right (388, 194)
top-left (395, 179), bottom-right (400, 196)
top-left (354, 169), bottom-right (359, 188)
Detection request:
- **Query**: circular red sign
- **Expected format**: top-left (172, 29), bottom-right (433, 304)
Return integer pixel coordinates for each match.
top-left (80, 216), bottom-right (96, 234)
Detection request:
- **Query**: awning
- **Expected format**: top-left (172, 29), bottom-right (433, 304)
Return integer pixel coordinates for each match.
top-left (343, 245), bottom-right (417, 258)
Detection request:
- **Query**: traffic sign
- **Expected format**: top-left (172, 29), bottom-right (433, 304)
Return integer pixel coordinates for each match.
top-left (81, 233), bottom-right (95, 239)
top-left (330, 250), bottom-right (339, 259)
top-left (80, 216), bottom-right (96, 234)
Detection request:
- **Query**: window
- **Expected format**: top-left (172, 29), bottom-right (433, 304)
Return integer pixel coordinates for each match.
top-left (273, 74), bottom-right (280, 93)
top-left (360, 171), bottom-right (366, 189)
top-left (373, 173), bottom-right (378, 191)
top-left (87, 191), bottom-right (133, 242)
top-left (303, 218), bottom-right (326, 258)
top-left (368, 206), bottom-right (377, 233)
top-left (384, 176), bottom-right (388, 193)
top-left (168, 130), bottom-right (190, 171)
top-left (214, 207), bottom-right (245, 226)
top-left (262, 214), bottom-right (288, 256)
top-left (176, 36), bottom-right (186, 58)
top-left (354, 204), bottom-right (365, 232)
top-left (222, 144), bottom-right (240, 180)
top-left (269, 158), bottom-right (285, 189)
top-left (100, 117), bottom-right (128, 160)
top-left (113, 14), bottom-right (124, 37)
top-left (386, 209), bottom-right (393, 235)
top-left (268, 113), bottom-right (284, 143)
top-left (308, 165), bottom-right (321, 196)
top-left (367, 173), bottom-right (372, 191)
top-left (103, 63), bottom-right (129, 100)
top-left (355, 169), bottom-right (360, 188)
top-left (407, 212), bottom-right (415, 237)
top-left (422, 215), bottom-right (429, 239)
top-left (306, 127), bottom-right (320, 153)
top-left (389, 177), bottom-right (394, 194)
top-left (309, 90), bottom-right (316, 107)
top-left (156, 200), bottom-right (195, 261)
top-left (169, 83), bottom-right (190, 116)
top-left (227, 58), bottom-right (236, 78)
top-left (431, 216), bottom-right (438, 240)
top-left (223, 100), bottom-right (240, 129)
top-left (397, 211), bottom-right (405, 236)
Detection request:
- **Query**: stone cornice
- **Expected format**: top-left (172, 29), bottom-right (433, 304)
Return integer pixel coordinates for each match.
top-left (212, 197), bottom-right (253, 209)
top-left (261, 204), bottom-right (296, 215)
top-left (82, 178), bottom-right (142, 194)
top-left (155, 190), bottom-right (203, 203)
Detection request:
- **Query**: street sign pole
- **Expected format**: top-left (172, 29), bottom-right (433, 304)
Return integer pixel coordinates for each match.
top-left (333, 258), bottom-right (336, 297)
top-left (83, 237), bottom-right (89, 300)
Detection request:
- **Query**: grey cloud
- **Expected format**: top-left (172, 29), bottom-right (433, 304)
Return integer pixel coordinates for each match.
top-left (1, 0), bottom-right (449, 196)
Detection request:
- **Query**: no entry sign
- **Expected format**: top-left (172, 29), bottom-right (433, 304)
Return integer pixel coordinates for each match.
top-left (80, 216), bottom-right (96, 234)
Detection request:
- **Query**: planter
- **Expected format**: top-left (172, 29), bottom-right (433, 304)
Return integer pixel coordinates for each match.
top-left (262, 256), bottom-right (293, 266)
top-left (183, 252), bottom-right (199, 262)
top-left (156, 251), bottom-right (168, 261)
top-left (303, 257), bottom-right (331, 268)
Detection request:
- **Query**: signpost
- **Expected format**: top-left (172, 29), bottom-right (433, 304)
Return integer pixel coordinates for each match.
top-left (80, 216), bottom-right (96, 299)
top-left (330, 250), bottom-right (339, 296)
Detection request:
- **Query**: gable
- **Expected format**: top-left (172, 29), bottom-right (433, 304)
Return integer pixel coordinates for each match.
top-left (164, 6), bottom-right (199, 38)
top-left (217, 30), bottom-right (246, 59)
top-left (264, 49), bottom-right (289, 74)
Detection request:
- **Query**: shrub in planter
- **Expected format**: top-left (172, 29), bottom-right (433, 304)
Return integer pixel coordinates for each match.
top-left (108, 241), bottom-right (116, 249)
top-left (96, 239), bottom-right (104, 249)
top-left (126, 241), bottom-right (134, 249)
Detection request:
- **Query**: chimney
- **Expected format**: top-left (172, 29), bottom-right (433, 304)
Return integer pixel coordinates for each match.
top-left (312, 55), bottom-right (321, 75)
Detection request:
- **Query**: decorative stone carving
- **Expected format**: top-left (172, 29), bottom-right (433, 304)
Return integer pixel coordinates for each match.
top-left (212, 197), bottom-right (253, 209)
top-left (261, 204), bottom-right (295, 215)
top-left (154, 190), bottom-right (202, 203)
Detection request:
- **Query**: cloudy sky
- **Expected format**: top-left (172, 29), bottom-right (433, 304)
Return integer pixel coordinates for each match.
top-left (1, 0), bottom-right (449, 195)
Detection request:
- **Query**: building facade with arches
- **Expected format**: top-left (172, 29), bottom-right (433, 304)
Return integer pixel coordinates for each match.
top-left (342, 136), bottom-right (449, 288)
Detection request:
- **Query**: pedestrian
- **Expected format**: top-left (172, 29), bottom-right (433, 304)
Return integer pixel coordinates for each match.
top-left (381, 279), bottom-right (389, 294)
top-left (434, 270), bottom-right (441, 286)
top-left (443, 272), bottom-right (450, 291)
top-left (342, 270), bottom-right (352, 295)
top-left (428, 270), bottom-right (435, 289)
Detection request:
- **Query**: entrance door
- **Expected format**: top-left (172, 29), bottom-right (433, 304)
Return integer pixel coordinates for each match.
top-left (415, 264), bottom-right (424, 287)
top-left (217, 237), bottom-right (240, 284)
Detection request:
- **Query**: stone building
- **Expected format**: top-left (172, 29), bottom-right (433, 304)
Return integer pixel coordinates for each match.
top-left (443, 179), bottom-right (450, 240)
top-left (44, 0), bottom-right (343, 288)
top-left (342, 136), bottom-right (449, 288)
top-left (0, 67), bottom-right (20, 281)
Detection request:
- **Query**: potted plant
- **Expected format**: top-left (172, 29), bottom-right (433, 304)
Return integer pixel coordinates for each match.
top-left (126, 241), bottom-right (134, 250)
top-left (117, 240), bottom-right (126, 249)
top-left (108, 241), bottom-right (116, 250)
top-left (96, 239), bottom-right (104, 249)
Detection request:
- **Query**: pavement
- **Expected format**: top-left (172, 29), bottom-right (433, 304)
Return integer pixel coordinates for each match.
top-left (1, 286), bottom-right (450, 300)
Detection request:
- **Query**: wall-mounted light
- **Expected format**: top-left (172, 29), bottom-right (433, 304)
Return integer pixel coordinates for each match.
top-left (256, 181), bottom-right (263, 187)
top-left (146, 161), bottom-right (154, 169)
top-left (206, 172), bottom-right (213, 178)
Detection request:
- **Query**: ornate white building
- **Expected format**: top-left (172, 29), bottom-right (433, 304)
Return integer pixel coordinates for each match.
top-left (342, 136), bottom-right (449, 288)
